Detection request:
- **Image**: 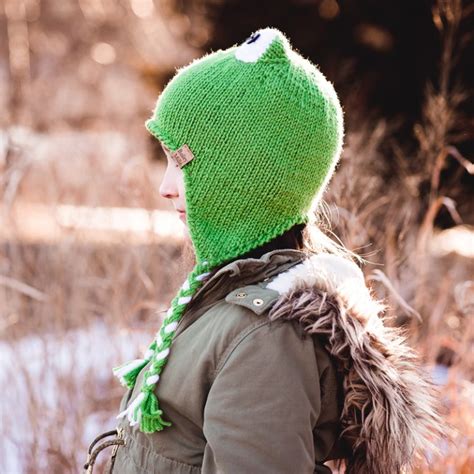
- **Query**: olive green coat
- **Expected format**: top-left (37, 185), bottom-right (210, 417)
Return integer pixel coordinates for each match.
top-left (110, 249), bottom-right (341, 473)
top-left (90, 248), bottom-right (441, 474)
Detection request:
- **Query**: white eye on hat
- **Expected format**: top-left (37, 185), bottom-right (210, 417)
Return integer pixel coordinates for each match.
top-left (234, 28), bottom-right (279, 63)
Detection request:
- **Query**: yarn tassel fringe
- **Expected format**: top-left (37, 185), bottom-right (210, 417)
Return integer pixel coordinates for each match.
top-left (139, 391), bottom-right (172, 433)
top-left (117, 391), bottom-right (172, 432)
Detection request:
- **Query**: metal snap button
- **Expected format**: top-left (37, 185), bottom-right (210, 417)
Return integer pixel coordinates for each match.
top-left (253, 298), bottom-right (264, 306)
top-left (236, 292), bottom-right (247, 298)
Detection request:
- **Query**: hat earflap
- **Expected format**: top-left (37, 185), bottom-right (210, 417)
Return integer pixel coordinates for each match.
top-left (113, 260), bottom-right (211, 433)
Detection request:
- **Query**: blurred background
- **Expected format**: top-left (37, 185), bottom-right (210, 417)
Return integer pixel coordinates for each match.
top-left (0, 0), bottom-right (473, 472)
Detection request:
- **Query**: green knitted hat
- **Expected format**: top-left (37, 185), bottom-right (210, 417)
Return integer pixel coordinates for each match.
top-left (114, 27), bottom-right (344, 433)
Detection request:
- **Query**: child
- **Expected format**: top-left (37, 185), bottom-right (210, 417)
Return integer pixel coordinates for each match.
top-left (85, 27), bottom-right (442, 474)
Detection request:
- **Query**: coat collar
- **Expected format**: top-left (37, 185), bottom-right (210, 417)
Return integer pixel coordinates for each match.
top-left (174, 249), bottom-right (307, 338)
top-left (225, 252), bottom-right (385, 319)
top-left (190, 248), bottom-right (308, 303)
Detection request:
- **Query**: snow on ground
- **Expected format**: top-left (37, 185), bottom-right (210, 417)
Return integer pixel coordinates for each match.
top-left (0, 321), bottom-right (150, 473)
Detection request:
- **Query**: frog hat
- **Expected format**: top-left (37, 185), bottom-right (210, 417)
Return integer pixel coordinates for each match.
top-left (114, 27), bottom-right (345, 433)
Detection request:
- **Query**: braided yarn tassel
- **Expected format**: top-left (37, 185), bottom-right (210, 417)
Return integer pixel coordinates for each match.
top-left (115, 260), bottom-right (211, 433)
top-left (113, 342), bottom-right (157, 389)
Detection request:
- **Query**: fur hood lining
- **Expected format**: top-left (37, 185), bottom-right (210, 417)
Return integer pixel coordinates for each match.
top-left (265, 253), bottom-right (443, 474)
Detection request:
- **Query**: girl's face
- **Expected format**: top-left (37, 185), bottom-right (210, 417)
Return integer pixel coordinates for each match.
top-left (159, 143), bottom-right (189, 238)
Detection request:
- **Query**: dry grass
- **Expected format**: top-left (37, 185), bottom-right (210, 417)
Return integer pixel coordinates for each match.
top-left (320, 1), bottom-right (474, 470)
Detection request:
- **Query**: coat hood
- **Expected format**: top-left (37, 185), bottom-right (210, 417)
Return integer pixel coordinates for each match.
top-left (263, 253), bottom-right (444, 474)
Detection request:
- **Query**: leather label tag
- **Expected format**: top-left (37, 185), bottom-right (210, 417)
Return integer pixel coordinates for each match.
top-left (170, 144), bottom-right (195, 168)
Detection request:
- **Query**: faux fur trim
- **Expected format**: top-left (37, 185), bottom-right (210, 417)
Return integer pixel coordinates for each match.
top-left (267, 253), bottom-right (444, 474)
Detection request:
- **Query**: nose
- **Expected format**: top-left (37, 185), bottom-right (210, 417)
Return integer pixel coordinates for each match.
top-left (159, 182), bottom-right (178, 199)
top-left (159, 185), bottom-right (175, 199)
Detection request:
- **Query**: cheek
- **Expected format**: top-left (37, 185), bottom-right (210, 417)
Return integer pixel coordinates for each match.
top-left (177, 171), bottom-right (186, 201)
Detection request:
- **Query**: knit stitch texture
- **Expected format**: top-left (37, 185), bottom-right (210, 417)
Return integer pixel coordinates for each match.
top-left (146, 27), bottom-right (345, 267)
